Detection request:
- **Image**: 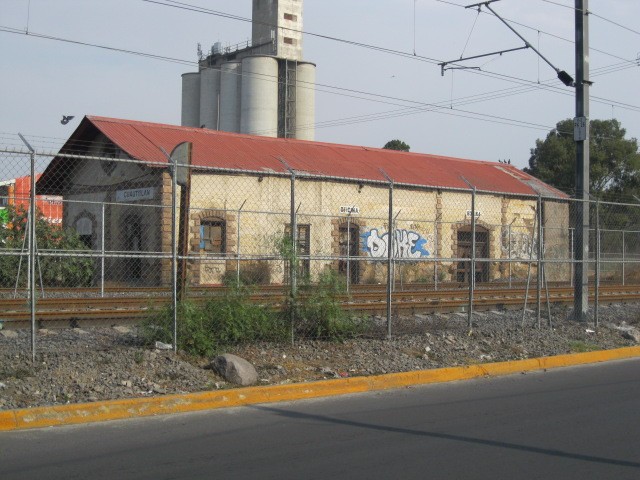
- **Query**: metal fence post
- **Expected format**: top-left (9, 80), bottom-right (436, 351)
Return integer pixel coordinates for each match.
top-left (387, 179), bottom-right (394, 339)
top-left (434, 218), bottom-right (438, 291)
top-left (101, 202), bottom-right (105, 298)
top-left (290, 170), bottom-right (297, 344)
top-left (18, 134), bottom-right (37, 361)
top-left (595, 199), bottom-right (600, 327)
top-left (29, 149), bottom-right (37, 361)
top-left (468, 187), bottom-right (476, 330)
top-left (536, 195), bottom-right (542, 329)
top-left (622, 230), bottom-right (625, 286)
top-left (346, 212), bottom-right (351, 294)
top-left (508, 224), bottom-right (512, 288)
top-left (171, 154), bottom-right (178, 353)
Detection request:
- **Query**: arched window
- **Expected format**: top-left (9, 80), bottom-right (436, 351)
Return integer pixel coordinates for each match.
top-left (200, 217), bottom-right (226, 253)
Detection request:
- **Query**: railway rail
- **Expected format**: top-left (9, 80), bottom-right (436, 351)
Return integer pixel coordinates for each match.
top-left (2, 284), bottom-right (640, 329)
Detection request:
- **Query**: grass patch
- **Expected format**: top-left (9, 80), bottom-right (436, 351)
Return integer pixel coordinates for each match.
top-left (569, 340), bottom-right (600, 353)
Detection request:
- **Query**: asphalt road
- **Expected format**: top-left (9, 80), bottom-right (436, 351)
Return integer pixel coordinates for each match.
top-left (2, 358), bottom-right (640, 480)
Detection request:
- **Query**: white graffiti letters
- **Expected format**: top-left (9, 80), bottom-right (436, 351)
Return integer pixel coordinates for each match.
top-left (362, 229), bottom-right (430, 258)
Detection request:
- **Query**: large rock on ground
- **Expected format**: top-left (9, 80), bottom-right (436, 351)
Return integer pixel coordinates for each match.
top-left (212, 354), bottom-right (258, 386)
top-left (621, 328), bottom-right (640, 343)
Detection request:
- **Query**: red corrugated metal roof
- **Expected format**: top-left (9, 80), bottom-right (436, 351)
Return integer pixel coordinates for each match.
top-left (71, 116), bottom-right (565, 197)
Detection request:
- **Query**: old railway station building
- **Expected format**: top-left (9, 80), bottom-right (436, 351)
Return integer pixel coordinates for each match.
top-left (37, 116), bottom-right (569, 287)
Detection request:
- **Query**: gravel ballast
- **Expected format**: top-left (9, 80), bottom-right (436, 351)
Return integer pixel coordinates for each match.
top-left (1, 304), bottom-right (639, 411)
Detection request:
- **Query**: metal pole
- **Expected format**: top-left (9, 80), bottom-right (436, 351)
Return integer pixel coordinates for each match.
top-left (290, 171), bottom-right (297, 344)
top-left (468, 187), bottom-right (476, 330)
top-left (595, 199), bottom-right (600, 327)
top-left (346, 213), bottom-right (351, 294)
top-left (236, 210), bottom-right (241, 287)
top-left (508, 224), bottom-right (512, 288)
top-left (573, 0), bottom-right (590, 321)
top-left (101, 202), bottom-right (105, 298)
top-left (171, 154), bottom-right (178, 353)
top-left (434, 218), bottom-right (438, 291)
top-left (622, 230), bottom-right (625, 286)
top-left (386, 180), bottom-right (394, 339)
top-left (18, 134), bottom-right (37, 361)
top-left (29, 150), bottom-right (36, 361)
top-left (536, 195), bottom-right (542, 329)
top-left (522, 203), bottom-right (538, 329)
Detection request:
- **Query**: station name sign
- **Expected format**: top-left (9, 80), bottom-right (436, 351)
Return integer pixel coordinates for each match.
top-left (340, 205), bottom-right (360, 215)
top-left (116, 187), bottom-right (156, 202)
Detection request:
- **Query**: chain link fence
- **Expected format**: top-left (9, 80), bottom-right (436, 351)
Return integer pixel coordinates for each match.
top-left (2, 146), bottom-right (640, 358)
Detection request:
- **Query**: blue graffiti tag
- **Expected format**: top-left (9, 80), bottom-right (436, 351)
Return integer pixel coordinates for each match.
top-left (361, 229), bottom-right (430, 258)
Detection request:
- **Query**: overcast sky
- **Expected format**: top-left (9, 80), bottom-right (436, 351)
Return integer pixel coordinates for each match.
top-left (1, 0), bottom-right (638, 170)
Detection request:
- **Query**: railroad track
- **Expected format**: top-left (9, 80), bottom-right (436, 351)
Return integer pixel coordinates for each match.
top-left (2, 284), bottom-right (640, 329)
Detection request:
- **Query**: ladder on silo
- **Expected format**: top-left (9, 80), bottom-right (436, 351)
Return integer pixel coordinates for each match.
top-left (284, 60), bottom-right (297, 138)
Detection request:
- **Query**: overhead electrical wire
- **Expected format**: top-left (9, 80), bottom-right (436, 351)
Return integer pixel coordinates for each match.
top-left (539, 0), bottom-right (640, 36)
top-left (436, 0), bottom-right (638, 66)
top-left (1, 1), bottom-right (638, 150)
top-left (1, 22), bottom-right (638, 153)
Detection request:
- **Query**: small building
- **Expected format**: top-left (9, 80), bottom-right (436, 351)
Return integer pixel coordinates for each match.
top-left (37, 116), bottom-right (569, 287)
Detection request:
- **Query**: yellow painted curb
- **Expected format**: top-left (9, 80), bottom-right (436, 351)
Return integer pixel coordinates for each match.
top-left (1, 345), bottom-right (640, 432)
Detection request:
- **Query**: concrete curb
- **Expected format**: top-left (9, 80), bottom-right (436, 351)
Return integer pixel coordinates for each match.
top-left (2, 345), bottom-right (640, 432)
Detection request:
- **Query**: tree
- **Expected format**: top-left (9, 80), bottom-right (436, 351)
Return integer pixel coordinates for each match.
top-left (0, 205), bottom-right (95, 288)
top-left (524, 119), bottom-right (640, 199)
top-left (383, 139), bottom-right (410, 152)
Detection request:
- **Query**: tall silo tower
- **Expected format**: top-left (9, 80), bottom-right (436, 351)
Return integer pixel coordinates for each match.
top-left (181, 0), bottom-right (316, 141)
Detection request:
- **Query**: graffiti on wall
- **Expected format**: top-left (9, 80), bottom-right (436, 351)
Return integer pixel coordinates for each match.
top-left (501, 228), bottom-right (538, 260)
top-left (361, 229), bottom-right (430, 258)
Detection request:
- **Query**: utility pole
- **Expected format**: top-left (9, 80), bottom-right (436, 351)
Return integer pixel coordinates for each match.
top-left (573, 0), bottom-right (590, 321)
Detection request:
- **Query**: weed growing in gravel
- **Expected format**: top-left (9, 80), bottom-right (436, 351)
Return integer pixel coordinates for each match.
top-left (139, 283), bottom-right (288, 357)
top-left (133, 351), bottom-right (144, 365)
top-left (292, 270), bottom-right (370, 341)
top-left (0, 366), bottom-right (34, 380)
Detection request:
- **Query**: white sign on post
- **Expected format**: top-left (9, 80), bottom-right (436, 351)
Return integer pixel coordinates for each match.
top-left (574, 116), bottom-right (588, 141)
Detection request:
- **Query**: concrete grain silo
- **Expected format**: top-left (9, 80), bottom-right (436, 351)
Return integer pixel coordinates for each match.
top-left (219, 61), bottom-right (242, 133)
top-left (295, 62), bottom-right (316, 141)
top-left (181, 0), bottom-right (315, 139)
top-left (181, 72), bottom-right (201, 128)
top-left (199, 67), bottom-right (221, 130)
top-left (241, 56), bottom-right (279, 137)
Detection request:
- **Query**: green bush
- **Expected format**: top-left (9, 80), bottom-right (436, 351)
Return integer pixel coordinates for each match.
top-left (140, 284), bottom-right (288, 356)
top-left (0, 205), bottom-right (94, 288)
top-left (293, 269), bottom-right (370, 341)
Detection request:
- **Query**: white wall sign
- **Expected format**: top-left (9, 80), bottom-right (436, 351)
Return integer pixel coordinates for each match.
top-left (340, 205), bottom-right (360, 215)
top-left (116, 187), bottom-right (156, 202)
top-left (466, 210), bottom-right (481, 218)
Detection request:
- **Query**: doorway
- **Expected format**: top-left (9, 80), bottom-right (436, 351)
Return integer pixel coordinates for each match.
top-left (338, 222), bottom-right (360, 284)
top-left (456, 226), bottom-right (489, 283)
